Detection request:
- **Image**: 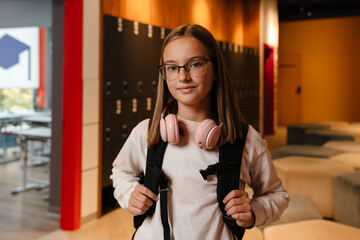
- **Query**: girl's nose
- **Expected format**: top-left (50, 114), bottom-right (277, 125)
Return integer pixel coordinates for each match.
top-left (178, 68), bottom-right (190, 81)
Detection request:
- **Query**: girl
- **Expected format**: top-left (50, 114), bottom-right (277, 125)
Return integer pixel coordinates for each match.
top-left (111, 25), bottom-right (288, 239)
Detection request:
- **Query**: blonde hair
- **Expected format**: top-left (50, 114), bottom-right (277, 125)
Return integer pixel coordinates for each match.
top-left (147, 25), bottom-right (247, 148)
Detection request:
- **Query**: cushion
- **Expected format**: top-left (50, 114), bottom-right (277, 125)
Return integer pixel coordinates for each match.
top-left (274, 156), bottom-right (353, 218)
top-left (323, 141), bottom-right (360, 153)
top-left (287, 124), bottom-right (327, 145)
top-left (330, 153), bottom-right (360, 171)
top-left (264, 219), bottom-right (360, 240)
top-left (330, 125), bottom-right (360, 142)
top-left (333, 172), bottom-right (360, 228)
top-left (304, 128), bottom-right (354, 145)
top-left (270, 193), bottom-right (322, 226)
top-left (272, 145), bottom-right (340, 159)
top-left (243, 227), bottom-right (263, 240)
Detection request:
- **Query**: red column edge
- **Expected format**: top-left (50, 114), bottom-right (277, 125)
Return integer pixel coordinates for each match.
top-left (38, 27), bottom-right (46, 108)
top-left (60, 0), bottom-right (83, 230)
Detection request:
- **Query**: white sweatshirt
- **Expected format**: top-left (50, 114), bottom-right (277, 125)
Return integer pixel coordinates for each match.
top-left (111, 116), bottom-right (289, 240)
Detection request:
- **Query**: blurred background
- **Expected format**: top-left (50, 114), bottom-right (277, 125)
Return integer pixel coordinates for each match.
top-left (0, 0), bottom-right (359, 239)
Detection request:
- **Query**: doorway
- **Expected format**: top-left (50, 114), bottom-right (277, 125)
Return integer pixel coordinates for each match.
top-left (278, 53), bottom-right (302, 125)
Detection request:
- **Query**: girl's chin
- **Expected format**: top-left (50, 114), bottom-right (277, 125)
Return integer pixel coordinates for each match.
top-left (176, 99), bottom-right (202, 108)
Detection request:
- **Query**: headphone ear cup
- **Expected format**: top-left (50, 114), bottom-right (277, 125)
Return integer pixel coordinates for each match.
top-left (160, 117), bottom-right (167, 142)
top-left (195, 119), bottom-right (221, 149)
top-left (205, 125), bottom-right (221, 149)
top-left (161, 114), bottom-right (179, 144)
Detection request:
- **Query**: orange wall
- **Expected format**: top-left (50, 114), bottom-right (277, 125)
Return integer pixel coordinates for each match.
top-left (103, 0), bottom-right (259, 48)
top-left (279, 16), bottom-right (360, 123)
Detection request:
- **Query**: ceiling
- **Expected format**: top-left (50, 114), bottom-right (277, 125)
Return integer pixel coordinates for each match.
top-left (278, 0), bottom-right (360, 21)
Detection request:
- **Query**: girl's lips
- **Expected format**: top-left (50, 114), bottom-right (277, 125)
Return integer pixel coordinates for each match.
top-left (177, 86), bottom-right (195, 93)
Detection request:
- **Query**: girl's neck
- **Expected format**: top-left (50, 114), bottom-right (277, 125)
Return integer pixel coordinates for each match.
top-left (175, 91), bottom-right (215, 122)
top-left (177, 105), bottom-right (214, 122)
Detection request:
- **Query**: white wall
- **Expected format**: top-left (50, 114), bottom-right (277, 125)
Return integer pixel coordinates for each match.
top-left (81, 0), bottom-right (100, 223)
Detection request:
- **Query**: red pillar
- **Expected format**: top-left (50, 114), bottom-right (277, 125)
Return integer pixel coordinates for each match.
top-left (37, 27), bottom-right (46, 108)
top-left (264, 44), bottom-right (274, 135)
top-left (60, 0), bottom-right (83, 230)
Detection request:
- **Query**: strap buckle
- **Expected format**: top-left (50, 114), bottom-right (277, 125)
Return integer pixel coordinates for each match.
top-left (159, 173), bottom-right (169, 192)
top-left (160, 186), bottom-right (170, 192)
top-left (200, 163), bottom-right (219, 180)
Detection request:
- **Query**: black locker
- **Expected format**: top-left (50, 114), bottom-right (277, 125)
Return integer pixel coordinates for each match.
top-left (101, 16), bottom-right (168, 214)
top-left (220, 40), bottom-right (260, 130)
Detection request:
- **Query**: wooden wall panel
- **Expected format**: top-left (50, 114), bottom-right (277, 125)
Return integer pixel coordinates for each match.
top-left (243, 0), bottom-right (260, 48)
top-left (103, 0), bottom-right (260, 48)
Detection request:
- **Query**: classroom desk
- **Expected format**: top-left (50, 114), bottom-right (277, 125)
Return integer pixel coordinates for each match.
top-left (0, 112), bottom-right (25, 124)
top-left (23, 115), bottom-right (52, 127)
top-left (11, 127), bottom-right (51, 194)
top-left (0, 113), bottom-right (22, 164)
top-left (0, 112), bottom-right (51, 164)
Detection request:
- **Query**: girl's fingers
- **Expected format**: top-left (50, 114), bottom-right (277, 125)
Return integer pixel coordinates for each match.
top-left (128, 185), bottom-right (160, 215)
top-left (222, 189), bottom-right (254, 227)
top-left (223, 190), bottom-right (248, 204)
top-left (128, 204), bottom-right (146, 216)
top-left (226, 204), bottom-right (252, 216)
top-left (224, 192), bottom-right (250, 212)
top-left (131, 191), bottom-right (154, 207)
top-left (129, 195), bottom-right (152, 210)
top-left (136, 185), bottom-right (159, 201)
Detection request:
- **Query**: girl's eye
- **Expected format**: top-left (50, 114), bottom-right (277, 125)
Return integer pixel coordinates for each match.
top-left (166, 65), bottom-right (178, 72)
top-left (189, 60), bottom-right (204, 68)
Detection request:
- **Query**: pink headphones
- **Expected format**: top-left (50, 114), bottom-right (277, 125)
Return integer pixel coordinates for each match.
top-left (160, 114), bottom-right (221, 149)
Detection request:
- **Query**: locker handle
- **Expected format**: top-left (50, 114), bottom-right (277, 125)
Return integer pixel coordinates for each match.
top-left (137, 81), bottom-right (143, 93)
top-left (105, 82), bottom-right (111, 95)
top-left (123, 81), bottom-right (128, 94)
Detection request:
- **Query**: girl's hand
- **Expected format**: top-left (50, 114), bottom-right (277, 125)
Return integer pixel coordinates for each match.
top-left (128, 185), bottom-right (159, 216)
top-left (223, 190), bottom-right (255, 228)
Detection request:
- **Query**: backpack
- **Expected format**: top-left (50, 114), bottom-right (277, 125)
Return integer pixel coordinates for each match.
top-left (133, 125), bottom-right (249, 240)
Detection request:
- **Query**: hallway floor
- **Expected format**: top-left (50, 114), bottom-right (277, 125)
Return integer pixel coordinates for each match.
top-left (38, 207), bottom-right (264, 240)
top-left (38, 208), bottom-right (135, 240)
top-left (0, 152), bottom-right (59, 240)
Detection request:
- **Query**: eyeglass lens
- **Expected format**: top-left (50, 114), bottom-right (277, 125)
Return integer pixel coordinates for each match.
top-left (160, 59), bottom-right (208, 81)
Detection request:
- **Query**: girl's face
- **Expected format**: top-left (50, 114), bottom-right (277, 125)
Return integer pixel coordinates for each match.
top-left (162, 36), bottom-right (214, 115)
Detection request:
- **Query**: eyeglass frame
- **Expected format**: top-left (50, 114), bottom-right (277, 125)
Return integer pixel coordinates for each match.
top-left (158, 58), bottom-right (214, 81)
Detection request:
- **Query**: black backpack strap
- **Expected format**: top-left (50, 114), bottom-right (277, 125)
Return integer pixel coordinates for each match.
top-left (200, 124), bottom-right (249, 240)
top-left (218, 140), bottom-right (246, 240)
top-left (159, 175), bottom-right (170, 240)
top-left (133, 139), bottom-right (170, 239)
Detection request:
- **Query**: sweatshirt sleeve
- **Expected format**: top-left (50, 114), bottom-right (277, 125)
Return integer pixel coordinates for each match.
top-left (241, 126), bottom-right (289, 226)
top-left (110, 119), bottom-right (149, 210)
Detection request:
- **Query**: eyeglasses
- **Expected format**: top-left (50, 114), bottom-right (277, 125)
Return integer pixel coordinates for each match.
top-left (158, 58), bottom-right (213, 81)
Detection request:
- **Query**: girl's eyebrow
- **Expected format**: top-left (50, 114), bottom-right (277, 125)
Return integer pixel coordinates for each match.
top-left (163, 55), bottom-right (206, 64)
